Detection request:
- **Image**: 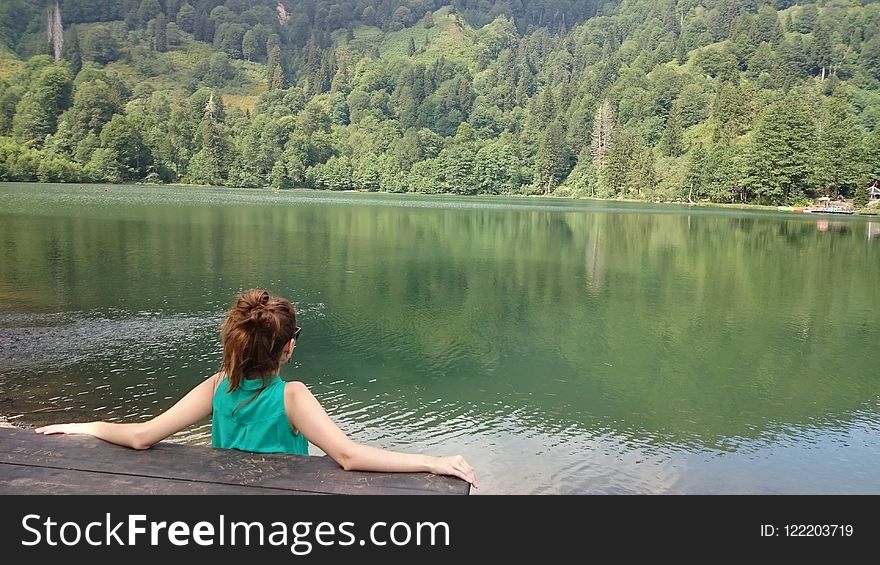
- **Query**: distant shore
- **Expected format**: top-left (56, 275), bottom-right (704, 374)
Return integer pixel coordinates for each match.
top-left (137, 182), bottom-right (880, 214)
top-left (671, 199), bottom-right (879, 216)
top-left (9, 181), bottom-right (880, 216)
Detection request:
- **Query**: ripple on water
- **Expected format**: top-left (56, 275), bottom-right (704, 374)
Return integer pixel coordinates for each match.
top-left (0, 309), bottom-right (221, 370)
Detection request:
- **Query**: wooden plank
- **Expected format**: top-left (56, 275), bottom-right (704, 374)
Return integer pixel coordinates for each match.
top-left (0, 427), bottom-right (470, 495)
top-left (0, 463), bottom-right (306, 495)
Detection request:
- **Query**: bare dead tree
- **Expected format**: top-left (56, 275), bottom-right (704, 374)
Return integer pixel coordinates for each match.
top-left (47, 1), bottom-right (63, 61)
top-left (590, 100), bottom-right (615, 167)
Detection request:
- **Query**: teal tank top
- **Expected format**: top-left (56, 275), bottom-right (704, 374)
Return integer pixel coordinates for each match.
top-left (212, 375), bottom-right (309, 455)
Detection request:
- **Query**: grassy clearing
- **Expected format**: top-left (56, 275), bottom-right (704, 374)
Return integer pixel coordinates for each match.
top-left (224, 93), bottom-right (261, 113)
top-left (346, 7), bottom-right (478, 67)
top-left (0, 48), bottom-right (23, 82)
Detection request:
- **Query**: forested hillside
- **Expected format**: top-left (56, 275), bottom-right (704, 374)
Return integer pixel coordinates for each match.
top-left (1, 0), bottom-right (879, 205)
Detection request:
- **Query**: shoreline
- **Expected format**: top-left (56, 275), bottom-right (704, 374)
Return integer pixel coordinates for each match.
top-left (7, 181), bottom-right (880, 216)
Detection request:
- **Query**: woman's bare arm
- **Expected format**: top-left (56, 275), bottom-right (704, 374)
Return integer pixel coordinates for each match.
top-left (34, 373), bottom-right (220, 450)
top-left (284, 381), bottom-right (477, 487)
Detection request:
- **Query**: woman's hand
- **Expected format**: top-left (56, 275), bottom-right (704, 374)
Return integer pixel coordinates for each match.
top-left (430, 455), bottom-right (478, 488)
top-left (35, 423), bottom-right (91, 436)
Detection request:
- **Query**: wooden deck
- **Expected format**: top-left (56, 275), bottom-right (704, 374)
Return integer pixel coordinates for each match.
top-left (0, 427), bottom-right (470, 495)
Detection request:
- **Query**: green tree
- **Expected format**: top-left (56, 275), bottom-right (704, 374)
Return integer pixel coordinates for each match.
top-left (193, 9), bottom-right (212, 42)
top-left (812, 20), bottom-right (833, 80)
top-left (703, 143), bottom-right (741, 202)
top-left (310, 155), bottom-right (353, 190)
top-left (164, 103), bottom-right (192, 177)
top-left (0, 83), bottom-right (23, 135)
top-left (362, 6), bottom-right (377, 26)
top-left (377, 153), bottom-right (406, 192)
top-left (793, 4), bottom-right (818, 34)
top-left (598, 127), bottom-right (638, 198)
top-left (625, 145), bottom-right (656, 199)
top-left (165, 0), bottom-right (182, 20)
top-left (353, 154), bottom-right (382, 191)
top-left (282, 137), bottom-right (308, 187)
top-left (11, 95), bottom-right (51, 147)
top-left (213, 22), bottom-right (247, 59)
top-left (474, 135), bottom-right (521, 194)
top-left (407, 158), bottom-right (444, 193)
top-left (695, 45), bottom-right (738, 79)
top-left (194, 52), bottom-right (236, 86)
top-left (816, 92), bottom-right (864, 198)
top-left (154, 13), bottom-right (167, 52)
top-left (753, 5), bottom-right (782, 45)
top-left (711, 80), bottom-right (753, 142)
top-left (676, 32), bottom-right (689, 65)
top-left (853, 184), bottom-right (869, 208)
top-left (441, 144), bottom-right (478, 194)
top-left (53, 77), bottom-right (122, 158)
top-left (36, 153), bottom-right (83, 183)
top-left (11, 64), bottom-right (73, 147)
top-left (187, 92), bottom-right (233, 185)
top-left (865, 127), bottom-right (880, 180)
top-left (82, 25), bottom-right (120, 64)
top-left (862, 36), bottom-right (880, 81)
top-left (176, 2), bottom-right (195, 34)
top-left (232, 114), bottom-right (291, 188)
top-left (563, 154), bottom-right (598, 198)
top-left (683, 145), bottom-right (707, 202)
top-left (660, 105), bottom-right (684, 157)
top-left (63, 27), bottom-right (82, 75)
top-left (741, 94), bottom-right (818, 204)
top-left (269, 160), bottom-right (289, 189)
top-left (242, 29), bottom-right (258, 61)
top-left (84, 147), bottom-right (121, 182)
top-left (267, 38), bottom-right (285, 90)
top-left (297, 100), bottom-right (331, 137)
top-left (97, 114), bottom-right (152, 180)
top-left (535, 120), bottom-right (570, 193)
top-left (392, 128), bottom-right (424, 170)
top-left (137, 0), bottom-right (162, 28)
top-left (132, 91), bottom-right (177, 182)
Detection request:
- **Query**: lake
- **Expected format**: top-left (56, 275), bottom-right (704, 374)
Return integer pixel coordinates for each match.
top-left (1, 182), bottom-right (879, 494)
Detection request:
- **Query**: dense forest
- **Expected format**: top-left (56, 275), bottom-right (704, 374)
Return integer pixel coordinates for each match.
top-left (1, 0), bottom-right (879, 206)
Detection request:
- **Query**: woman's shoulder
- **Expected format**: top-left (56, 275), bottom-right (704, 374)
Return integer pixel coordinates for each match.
top-left (209, 372), bottom-right (226, 395)
top-left (282, 381), bottom-right (317, 423)
top-left (283, 380), bottom-right (310, 398)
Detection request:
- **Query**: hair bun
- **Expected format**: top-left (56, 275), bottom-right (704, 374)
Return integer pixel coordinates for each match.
top-left (232, 289), bottom-right (273, 328)
top-left (237, 289), bottom-right (269, 310)
top-left (249, 304), bottom-right (268, 323)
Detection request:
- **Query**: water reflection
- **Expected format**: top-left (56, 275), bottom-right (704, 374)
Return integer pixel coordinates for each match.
top-left (1, 183), bottom-right (879, 493)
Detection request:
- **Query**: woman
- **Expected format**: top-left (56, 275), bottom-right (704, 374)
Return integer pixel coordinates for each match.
top-left (35, 289), bottom-right (477, 487)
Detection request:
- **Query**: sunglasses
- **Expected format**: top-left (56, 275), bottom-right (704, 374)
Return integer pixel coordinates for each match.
top-left (293, 326), bottom-right (302, 342)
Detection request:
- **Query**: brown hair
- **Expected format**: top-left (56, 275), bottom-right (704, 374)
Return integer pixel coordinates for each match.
top-left (219, 289), bottom-right (297, 392)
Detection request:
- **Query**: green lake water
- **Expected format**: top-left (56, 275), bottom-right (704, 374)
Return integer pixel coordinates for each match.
top-left (1, 182), bottom-right (879, 494)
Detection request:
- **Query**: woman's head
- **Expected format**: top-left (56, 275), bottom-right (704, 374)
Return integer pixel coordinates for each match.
top-left (220, 289), bottom-right (298, 391)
